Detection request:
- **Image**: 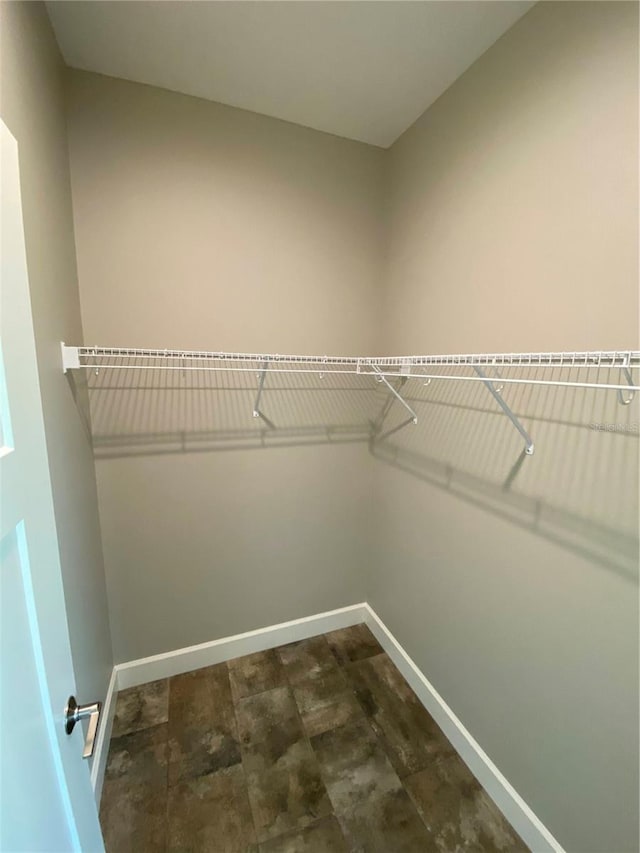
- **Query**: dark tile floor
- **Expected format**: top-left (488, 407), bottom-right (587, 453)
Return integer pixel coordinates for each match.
top-left (100, 624), bottom-right (528, 852)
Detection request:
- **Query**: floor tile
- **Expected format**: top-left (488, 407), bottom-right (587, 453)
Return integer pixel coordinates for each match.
top-left (340, 787), bottom-right (437, 853)
top-left (100, 724), bottom-right (168, 853)
top-left (277, 636), bottom-right (337, 683)
top-left (310, 717), bottom-right (405, 811)
top-left (347, 653), bottom-right (455, 776)
top-left (278, 637), bottom-right (363, 737)
top-left (404, 756), bottom-right (528, 852)
top-left (291, 668), bottom-right (363, 738)
top-left (104, 722), bottom-right (168, 784)
top-left (311, 719), bottom-right (433, 852)
top-left (236, 686), bottom-right (332, 842)
top-left (102, 651), bottom-right (524, 853)
top-left (101, 777), bottom-right (168, 853)
top-left (112, 679), bottom-right (169, 738)
top-left (229, 649), bottom-right (288, 701)
top-left (324, 624), bottom-right (383, 666)
top-left (167, 764), bottom-right (257, 853)
top-left (168, 664), bottom-right (241, 785)
top-left (258, 816), bottom-right (348, 852)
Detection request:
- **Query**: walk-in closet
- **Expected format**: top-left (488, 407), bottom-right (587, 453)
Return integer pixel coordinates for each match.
top-left (1, 2), bottom-right (638, 852)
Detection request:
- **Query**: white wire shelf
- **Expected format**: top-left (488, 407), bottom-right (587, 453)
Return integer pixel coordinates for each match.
top-left (62, 344), bottom-right (640, 391)
top-left (61, 344), bottom-right (639, 458)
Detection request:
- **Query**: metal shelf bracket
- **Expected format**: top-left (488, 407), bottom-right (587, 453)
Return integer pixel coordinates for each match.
top-left (253, 358), bottom-right (275, 428)
top-left (370, 365), bottom-right (418, 434)
top-left (371, 375), bottom-right (416, 442)
top-left (473, 365), bottom-right (535, 455)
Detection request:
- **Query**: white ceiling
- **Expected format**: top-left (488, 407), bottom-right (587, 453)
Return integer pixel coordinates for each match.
top-left (47, 1), bottom-right (534, 148)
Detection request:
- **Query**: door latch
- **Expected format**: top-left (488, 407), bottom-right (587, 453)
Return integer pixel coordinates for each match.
top-left (64, 696), bottom-right (101, 759)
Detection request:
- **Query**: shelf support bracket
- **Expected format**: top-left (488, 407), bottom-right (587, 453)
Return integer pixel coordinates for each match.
top-left (370, 366), bottom-right (418, 436)
top-left (473, 365), bottom-right (534, 455)
top-left (617, 365), bottom-right (636, 405)
top-left (253, 359), bottom-right (275, 428)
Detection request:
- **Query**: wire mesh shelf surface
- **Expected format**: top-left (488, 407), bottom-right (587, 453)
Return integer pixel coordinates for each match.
top-left (62, 345), bottom-right (640, 391)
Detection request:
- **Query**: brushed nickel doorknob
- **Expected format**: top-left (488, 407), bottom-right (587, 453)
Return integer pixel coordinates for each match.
top-left (64, 696), bottom-right (101, 759)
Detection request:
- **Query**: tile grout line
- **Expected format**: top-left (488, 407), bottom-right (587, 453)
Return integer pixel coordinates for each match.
top-left (324, 638), bottom-right (441, 845)
top-left (277, 642), bottom-right (343, 840)
top-left (289, 632), bottom-right (421, 849)
top-left (231, 643), bottom-right (348, 849)
top-left (227, 659), bottom-right (265, 850)
top-left (275, 637), bottom-right (350, 850)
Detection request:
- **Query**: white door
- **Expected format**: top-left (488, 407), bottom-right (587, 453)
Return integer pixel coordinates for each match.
top-left (0, 121), bottom-right (104, 851)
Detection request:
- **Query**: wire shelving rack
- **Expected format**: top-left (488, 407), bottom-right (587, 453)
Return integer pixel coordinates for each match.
top-left (61, 344), bottom-right (640, 456)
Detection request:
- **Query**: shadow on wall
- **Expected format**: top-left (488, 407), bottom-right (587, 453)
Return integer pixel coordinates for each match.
top-left (69, 367), bottom-right (381, 456)
top-left (371, 369), bottom-right (639, 583)
top-left (68, 364), bottom-right (639, 581)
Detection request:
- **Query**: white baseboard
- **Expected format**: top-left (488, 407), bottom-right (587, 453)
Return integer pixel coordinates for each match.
top-left (363, 604), bottom-right (564, 853)
top-left (100, 601), bottom-right (562, 852)
top-left (115, 603), bottom-right (367, 689)
top-left (90, 665), bottom-right (118, 803)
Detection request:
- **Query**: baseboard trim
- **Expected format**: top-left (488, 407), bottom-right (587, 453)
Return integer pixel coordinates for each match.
top-left (363, 604), bottom-right (564, 853)
top-left (114, 603), bottom-right (367, 690)
top-left (90, 665), bottom-right (118, 803)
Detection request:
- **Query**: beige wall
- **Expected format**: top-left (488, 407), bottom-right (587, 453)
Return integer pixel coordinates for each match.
top-left (372, 3), bottom-right (639, 853)
top-left (65, 71), bottom-right (384, 662)
top-left (0, 3), bottom-right (113, 710)
top-left (382, 1), bottom-right (639, 354)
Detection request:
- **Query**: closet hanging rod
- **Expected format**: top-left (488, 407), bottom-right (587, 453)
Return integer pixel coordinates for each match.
top-left (60, 344), bottom-right (640, 392)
